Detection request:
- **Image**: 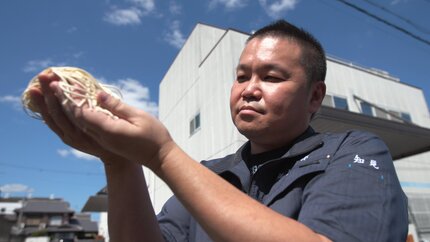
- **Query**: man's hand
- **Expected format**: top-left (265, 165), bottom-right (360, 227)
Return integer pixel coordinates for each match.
top-left (29, 71), bottom-right (124, 163)
top-left (30, 71), bottom-right (174, 171)
top-left (30, 71), bottom-right (166, 242)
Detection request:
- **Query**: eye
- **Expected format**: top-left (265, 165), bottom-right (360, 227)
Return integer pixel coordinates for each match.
top-left (236, 74), bottom-right (249, 83)
top-left (264, 75), bottom-right (283, 82)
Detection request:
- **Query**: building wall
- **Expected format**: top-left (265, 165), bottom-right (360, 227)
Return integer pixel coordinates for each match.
top-left (159, 24), bottom-right (248, 161)
top-left (151, 25), bottom-right (250, 213)
top-left (0, 201), bottom-right (22, 215)
top-left (98, 212), bottom-right (109, 242)
top-left (325, 58), bottom-right (430, 127)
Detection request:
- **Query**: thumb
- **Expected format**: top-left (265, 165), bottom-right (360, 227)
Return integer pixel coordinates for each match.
top-left (97, 92), bottom-right (135, 119)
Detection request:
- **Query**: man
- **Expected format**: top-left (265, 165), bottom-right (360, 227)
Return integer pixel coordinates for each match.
top-left (29, 20), bottom-right (407, 241)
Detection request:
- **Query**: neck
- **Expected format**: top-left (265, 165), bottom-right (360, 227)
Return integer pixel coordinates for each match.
top-left (249, 142), bottom-right (286, 155)
top-left (249, 126), bottom-right (312, 154)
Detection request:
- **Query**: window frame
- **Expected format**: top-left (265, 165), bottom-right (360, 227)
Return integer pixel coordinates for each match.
top-left (189, 112), bottom-right (201, 136)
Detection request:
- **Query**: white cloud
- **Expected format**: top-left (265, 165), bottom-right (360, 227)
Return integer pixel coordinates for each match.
top-left (129, 0), bottom-right (155, 13)
top-left (104, 7), bottom-right (142, 26)
top-left (104, 0), bottom-right (156, 26)
top-left (0, 95), bottom-right (22, 110)
top-left (57, 149), bottom-right (69, 157)
top-left (23, 59), bottom-right (54, 73)
top-left (169, 1), bottom-right (182, 15)
top-left (209, 0), bottom-right (248, 10)
top-left (23, 59), bottom-right (67, 73)
top-left (259, 0), bottom-right (298, 19)
top-left (66, 26), bottom-right (78, 33)
top-left (114, 78), bottom-right (158, 116)
top-left (57, 148), bottom-right (99, 161)
top-left (164, 20), bottom-right (186, 49)
top-left (0, 95), bottom-right (20, 104)
top-left (73, 51), bottom-right (84, 59)
top-left (0, 183), bottom-right (34, 193)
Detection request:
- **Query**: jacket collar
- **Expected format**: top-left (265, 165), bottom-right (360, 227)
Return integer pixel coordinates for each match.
top-left (207, 126), bottom-right (324, 176)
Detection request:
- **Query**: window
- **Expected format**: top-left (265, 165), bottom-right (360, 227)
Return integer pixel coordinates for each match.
top-left (385, 110), bottom-right (412, 123)
top-left (389, 110), bottom-right (401, 119)
top-left (322, 94), bottom-right (334, 107)
top-left (333, 96), bottom-right (348, 110)
top-left (26, 217), bottom-right (42, 226)
top-left (322, 94), bottom-right (349, 111)
top-left (189, 112), bottom-right (201, 136)
top-left (401, 112), bottom-right (412, 122)
top-left (360, 102), bottom-right (373, 116)
top-left (49, 216), bottom-right (63, 226)
top-left (408, 194), bottom-right (430, 234)
top-left (374, 108), bottom-right (389, 119)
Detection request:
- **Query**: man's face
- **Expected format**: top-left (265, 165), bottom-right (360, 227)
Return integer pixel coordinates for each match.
top-left (230, 36), bottom-right (323, 152)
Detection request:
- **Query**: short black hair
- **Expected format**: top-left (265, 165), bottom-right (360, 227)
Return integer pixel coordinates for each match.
top-left (248, 20), bottom-right (326, 84)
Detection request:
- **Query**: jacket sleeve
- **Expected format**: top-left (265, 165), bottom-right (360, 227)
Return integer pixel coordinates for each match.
top-left (298, 131), bottom-right (408, 242)
top-left (157, 195), bottom-right (191, 242)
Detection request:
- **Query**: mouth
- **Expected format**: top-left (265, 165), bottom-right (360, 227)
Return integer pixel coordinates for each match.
top-left (238, 105), bottom-right (263, 115)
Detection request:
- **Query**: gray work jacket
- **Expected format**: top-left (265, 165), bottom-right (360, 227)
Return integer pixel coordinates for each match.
top-left (158, 128), bottom-right (408, 242)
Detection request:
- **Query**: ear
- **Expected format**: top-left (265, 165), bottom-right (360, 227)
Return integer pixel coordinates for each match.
top-left (308, 81), bottom-right (326, 114)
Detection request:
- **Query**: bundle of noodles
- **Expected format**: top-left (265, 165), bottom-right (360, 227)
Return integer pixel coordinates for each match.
top-left (22, 66), bottom-right (122, 119)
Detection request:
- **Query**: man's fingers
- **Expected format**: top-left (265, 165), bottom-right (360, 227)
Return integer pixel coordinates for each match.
top-left (38, 70), bottom-right (60, 82)
top-left (98, 92), bottom-right (137, 120)
top-left (29, 89), bottom-right (64, 138)
top-left (34, 74), bottom-right (82, 142)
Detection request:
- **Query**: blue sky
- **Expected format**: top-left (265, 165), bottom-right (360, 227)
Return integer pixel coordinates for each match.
top-left (0, 0), bottom-right (429, 213)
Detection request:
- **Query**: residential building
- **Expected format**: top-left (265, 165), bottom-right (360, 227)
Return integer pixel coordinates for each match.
top-left (0, 197), bottom-right (23, 242)
top-left (82, 187), bottom-right (108, 241)
top-left (0, 197), bottom-right (99, 242)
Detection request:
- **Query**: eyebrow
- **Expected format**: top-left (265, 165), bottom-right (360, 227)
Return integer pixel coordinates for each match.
top-left (236, 63), bottom-right (291, 78)
top-left (235, 64), bottom-right (250, 72)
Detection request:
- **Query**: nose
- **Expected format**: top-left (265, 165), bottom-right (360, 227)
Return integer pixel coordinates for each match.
top-left (241, 76), bottom-right (262, 101)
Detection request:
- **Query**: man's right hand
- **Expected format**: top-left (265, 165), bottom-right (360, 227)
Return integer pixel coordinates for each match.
top-left (30, 71), bottom-right (165, 242)
top-left (29, 70), bottom-right (176, 173)
top-left (29, 71), bottom-right (125, 164)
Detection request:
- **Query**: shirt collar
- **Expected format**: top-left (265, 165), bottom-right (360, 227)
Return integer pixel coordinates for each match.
top-left (208, 126), bottom-right (323, 175)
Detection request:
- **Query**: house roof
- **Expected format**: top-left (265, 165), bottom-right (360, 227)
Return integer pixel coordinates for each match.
top-left (22, 224), bottom-right (83, 235)
top-left (75, 218), bottom-right (98, 232)
top-left (0, 197), bottom-right (23, 202)
top-left (96, 186), bottom-right (107, 195)
top-left (311, 106), bottom-right (430, 160)
top-left (71, 213), bottom-right (99, 232)
top-left (19, 217), bottom-right (98, 235)
top-left (81, 194), bottom-right (107, 212)
top-left (15, 200), bottom-right (74, 214)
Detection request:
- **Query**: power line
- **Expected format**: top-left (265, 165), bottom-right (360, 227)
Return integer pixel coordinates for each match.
top-left (335, 0), bottom-right (430, 47)
top-left (361, 0), bottom-right (430, 34)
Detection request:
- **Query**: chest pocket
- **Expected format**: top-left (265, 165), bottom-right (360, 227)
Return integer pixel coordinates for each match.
top-left (262, 132), bottom-right (349, 212)
top-left (262, 153), bottom-right (331, 207)
top-left (268, 175), bottom-right (316, 218)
